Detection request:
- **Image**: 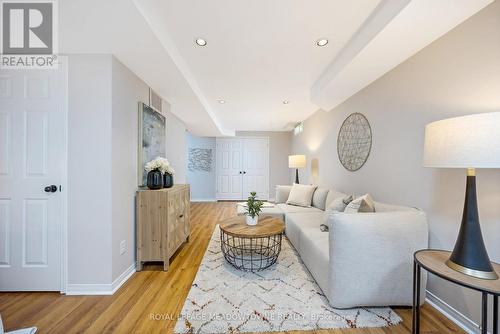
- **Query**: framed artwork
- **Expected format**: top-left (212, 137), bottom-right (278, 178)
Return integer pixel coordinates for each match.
top-left (188, 148), bottom-right (213, 172)
top-left (138, 102), bottom-right (166, 186)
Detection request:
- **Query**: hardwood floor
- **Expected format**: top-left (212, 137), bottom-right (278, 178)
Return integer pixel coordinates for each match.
top-left (0, 202), bottom-right (464, 334)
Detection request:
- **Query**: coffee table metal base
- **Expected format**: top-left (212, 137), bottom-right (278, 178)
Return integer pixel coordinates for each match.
top-left (220, 231), bottom-right (283, 272)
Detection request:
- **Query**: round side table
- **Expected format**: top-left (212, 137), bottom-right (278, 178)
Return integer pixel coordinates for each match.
top-left (413, 249), bottom-right (500, 334)
top-left (219, 216), bottom-right (285, 272)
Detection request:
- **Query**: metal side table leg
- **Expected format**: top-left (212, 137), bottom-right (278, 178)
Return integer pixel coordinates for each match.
top-left (494, 295), bottom-right (498, 334)
top-left (482, 293), bottom-right (488, 334)
top-left (412, 261), bottom-right (421, 334)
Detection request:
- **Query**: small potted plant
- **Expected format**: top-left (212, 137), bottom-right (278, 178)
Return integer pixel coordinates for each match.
top-left (244, 191), bottom-right (264, 226)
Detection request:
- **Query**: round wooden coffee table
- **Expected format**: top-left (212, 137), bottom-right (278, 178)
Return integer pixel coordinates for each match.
top-left (219, 216), bottom-right (285, 272)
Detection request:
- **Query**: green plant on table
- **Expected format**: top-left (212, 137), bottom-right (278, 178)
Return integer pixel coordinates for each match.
top-left (244, 191), bottom-right (264, 218)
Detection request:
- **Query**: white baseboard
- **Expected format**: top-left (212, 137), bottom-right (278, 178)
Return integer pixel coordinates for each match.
top-left (426, 290), bottom-right (480, 334)
top-left (111, 262), bottom-right (136, 294)
top-left (65, 262), bottom-right (136, 295)
top-left (191, 198), bottom-right (217, 202)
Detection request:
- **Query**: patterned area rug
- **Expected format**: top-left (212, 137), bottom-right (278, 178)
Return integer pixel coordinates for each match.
top-left (174, 226), bottom-right (401, 333)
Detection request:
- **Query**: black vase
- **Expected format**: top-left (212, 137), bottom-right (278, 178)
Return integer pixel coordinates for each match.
top-left (147, 170), bottom-right (163, 190)
top-left (163, 173), bottom-right (174, 188)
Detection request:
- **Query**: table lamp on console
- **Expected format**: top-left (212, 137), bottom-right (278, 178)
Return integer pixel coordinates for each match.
top-left (423, 112), bottom-right (500, 280)
top-left (289, 155), bottom-right (306, 184)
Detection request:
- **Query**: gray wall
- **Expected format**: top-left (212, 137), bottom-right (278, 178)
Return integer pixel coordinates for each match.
top-left (186, 133), bottom-right (216, 201)
top-left (291, 2), bottom-right (500, 330)
top-left (68, 55), bottom-right (113, 285)
top-left (236, 131), bottom-right (292, 200)
top-left (68, 54), bottom-right (188, 288)
top-left (166, 107), bottom-right (188, 184)
top-left (111, 57), bottom-right (149, 282)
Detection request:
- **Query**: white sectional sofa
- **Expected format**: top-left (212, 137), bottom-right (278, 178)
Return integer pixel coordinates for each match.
top-left (237, 186), bottom-right (429, 309)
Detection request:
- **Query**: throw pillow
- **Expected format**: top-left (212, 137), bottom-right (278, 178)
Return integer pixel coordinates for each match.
top-left (275, 185), bottom-right (292, 204)
top-left (312, 187), bottom-right (330, 210)
top-left (344, 194), bottom-right (376, 213)
top-left (286, 184), bottom-right (317, 207)
top-left (327, 195), bottom-right (354, 212)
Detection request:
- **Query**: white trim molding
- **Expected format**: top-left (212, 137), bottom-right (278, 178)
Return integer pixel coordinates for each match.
top-left (191, 198), bottom-right (217, 202)
top-left (66, 263), bottom-right (136, 295)
top-left (425, 290), bottom-right (479, 334)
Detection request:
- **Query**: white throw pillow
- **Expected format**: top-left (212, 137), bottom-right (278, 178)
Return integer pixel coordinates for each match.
top-left (286, 184), bottom-right (317, 207)
top-left (275, 185), bottom-right (292, 204)
top-left (344, 194), bottom-right (375, 213)
top-left (327, 195), bottom-right (354, 212)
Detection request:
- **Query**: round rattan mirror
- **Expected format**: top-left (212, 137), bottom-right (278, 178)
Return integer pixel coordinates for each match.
top-left (337, 113), bottom-right (372, 171)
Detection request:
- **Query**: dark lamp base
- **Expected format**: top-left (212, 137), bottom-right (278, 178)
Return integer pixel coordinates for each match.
top-left (446, 259), bottom-right (498, 280)
top-left (447, 169), bottom-right (498, 280)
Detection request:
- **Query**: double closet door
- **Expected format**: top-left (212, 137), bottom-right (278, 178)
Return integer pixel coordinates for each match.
top-left (216, 137), bottom-right (269, 200)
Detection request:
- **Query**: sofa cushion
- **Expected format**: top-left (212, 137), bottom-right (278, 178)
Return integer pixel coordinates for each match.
top-left (374, 201), bottom-right (417, 212)
top-left (283, 212), bottom-right (329, 295)
top-left (325, 189), bottom-right (348, 208)
top-left (283, 212), bottom-right (323, 252)
top-left (326, 195), bottom-right (353, 212)
top-left (344, 194), bottom-right (375, 213)
top-left (275, 185), bottom-right (292, 204)
top-left (311, 187), bottom-right (330, 210)
top-left (276, 203), bottom-right (323, 214)
top-left (297, 225), bottom-right (330, 296)
top-left (286, 184), bottom-right (317, 207)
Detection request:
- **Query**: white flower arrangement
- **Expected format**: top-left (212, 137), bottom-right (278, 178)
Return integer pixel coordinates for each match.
top-left (145, 157), bottom-right (175, 175)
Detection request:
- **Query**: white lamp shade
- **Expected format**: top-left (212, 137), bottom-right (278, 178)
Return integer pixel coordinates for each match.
top-left (289, 155), bottom-right (306, 168)
top-left (423, 112), bottom-right (500, 168)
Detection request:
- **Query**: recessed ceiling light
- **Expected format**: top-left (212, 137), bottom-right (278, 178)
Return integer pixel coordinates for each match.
top-left (316, 39), bottom-right (328, 47)
top-left (218, 99), bottom-right (226, 104)
top-left (195, 38), bottom-right (207, 47)
top-left (282, 100), bottom-right (290, 105)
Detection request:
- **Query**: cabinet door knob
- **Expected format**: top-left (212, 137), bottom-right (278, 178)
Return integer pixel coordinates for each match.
top-left (179, 214), bottom-right (184, 218)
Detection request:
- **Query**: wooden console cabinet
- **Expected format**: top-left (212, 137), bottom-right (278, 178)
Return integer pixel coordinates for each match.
top-left (136, 184), bottom-right (190, 271)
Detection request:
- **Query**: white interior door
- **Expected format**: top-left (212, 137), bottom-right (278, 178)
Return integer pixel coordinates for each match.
top-left (242, 138), bottom-right (269, 200)
top-left (216, 138), bottom-right (243, 200)
top-left (0, 64), bottom-right (67, 291)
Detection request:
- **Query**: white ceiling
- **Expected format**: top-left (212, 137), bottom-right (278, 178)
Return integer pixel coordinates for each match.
top-left (61, 0), bottom-right (493, 136)
top-left (60, 0), bottom-right (232, 136)
top-left (136, 0), bottom-right (381, 132)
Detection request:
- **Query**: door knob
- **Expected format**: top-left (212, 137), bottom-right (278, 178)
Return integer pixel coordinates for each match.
top-left (239, 171), bottom-right (242, 174)
top-left (243, 171), bottom-right (246, 174)
top-left (44, 185), bottom-right (58, 193)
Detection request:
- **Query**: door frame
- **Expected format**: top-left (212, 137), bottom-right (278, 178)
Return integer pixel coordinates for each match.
top-left (215, 136), bottom-right (269, 201)
top-left (60, 57), bottom-right (69, 294)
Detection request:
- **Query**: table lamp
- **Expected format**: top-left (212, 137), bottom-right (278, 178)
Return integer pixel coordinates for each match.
top-left (289, 155), bottom-right (306, 184)
top-left (423, 112), bottom-right (500, 279)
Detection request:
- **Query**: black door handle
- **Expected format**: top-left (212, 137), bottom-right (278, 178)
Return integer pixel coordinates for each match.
top-left (44, 185), bottom-right (58, 193)
top-left (243, 171), bottom-right (246, 174)
top-left (239, 171), bottom-right (242, 174)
